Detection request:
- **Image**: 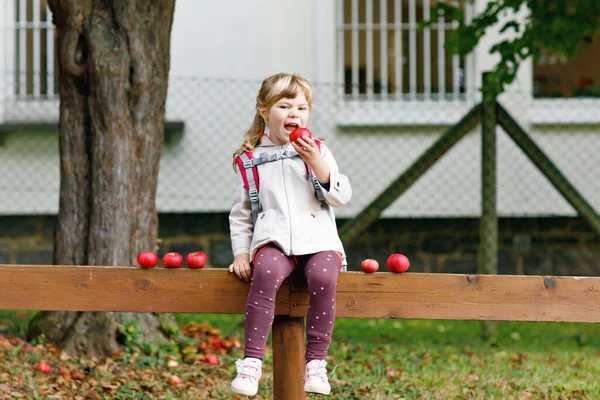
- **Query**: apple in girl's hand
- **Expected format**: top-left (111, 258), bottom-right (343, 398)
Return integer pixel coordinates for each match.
top-left (137, 251), bottom-right (159, 269)
top-left (205, 354), bottom-right (220, 365)
top-left (35, 361), bottom-right (51, 374)
top-left (186, 251), bottom-right (207, 269)
top-left (387, 253), bottom-right (410, 273)
top-left (162, 252), bottom-right (183, 268)
top-left (361, 259), bottom-right (379, 273)
top-left (167, 375), bottom-right (183, 385)
top-left (289, 127), bottom-right (312, 144)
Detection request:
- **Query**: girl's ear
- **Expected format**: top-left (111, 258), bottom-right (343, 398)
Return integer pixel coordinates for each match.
top-left (258, 107), bottom-right (268, 121)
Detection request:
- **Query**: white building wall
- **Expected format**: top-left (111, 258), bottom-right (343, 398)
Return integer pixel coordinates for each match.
top-left (0, 0), bottom-right (10, 124)
top-left (169, 0), bottom-right (335, 82)
top-left (0, 0), bottom-right (597, 218)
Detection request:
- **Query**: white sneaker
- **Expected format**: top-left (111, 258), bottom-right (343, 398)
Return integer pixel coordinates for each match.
top-left (231, 357), bottom-right (262, 396)
top-left (304, 359), bottom-right (331, 395)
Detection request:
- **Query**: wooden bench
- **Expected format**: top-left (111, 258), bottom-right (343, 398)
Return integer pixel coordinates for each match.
top-left (1, 265), bottom-right (600, 399)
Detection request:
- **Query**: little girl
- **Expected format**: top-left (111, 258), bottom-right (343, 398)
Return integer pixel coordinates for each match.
top-left (228, 72), bottom-right (352, 396)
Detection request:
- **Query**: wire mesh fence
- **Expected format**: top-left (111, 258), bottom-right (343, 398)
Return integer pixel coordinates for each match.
top-left (1, 74), bottom-right (599, 222)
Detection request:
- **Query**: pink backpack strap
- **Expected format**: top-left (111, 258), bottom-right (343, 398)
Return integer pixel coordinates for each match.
top-left (236, 149), bottom-right (261, 224)
top-left (236, 156), bottom-right (250, 191)
top-left (236, 150), bottom-right (261, 191)
top-left (247, 150), bottom-right (260, 191)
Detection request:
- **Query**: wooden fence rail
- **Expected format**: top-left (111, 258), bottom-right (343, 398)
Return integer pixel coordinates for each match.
top-left (2, 265), bottom-right (600, 399)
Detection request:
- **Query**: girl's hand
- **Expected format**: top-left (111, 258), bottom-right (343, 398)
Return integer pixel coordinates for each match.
top-left (229, 253), bottom-right (252, 281)
top-left (292, 137), bottom-right (320, 166)
top-left (292, 137), bottom-right (331, 184)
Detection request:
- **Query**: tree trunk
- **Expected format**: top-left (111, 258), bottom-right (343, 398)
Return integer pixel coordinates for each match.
top-left (28, 0), bottom-right (177, 358)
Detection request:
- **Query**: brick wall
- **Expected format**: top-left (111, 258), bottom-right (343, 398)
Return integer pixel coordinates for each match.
top-left (1, 214), bottom-right (598, 276)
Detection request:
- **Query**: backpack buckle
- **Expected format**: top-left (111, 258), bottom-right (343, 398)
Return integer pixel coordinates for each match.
top-left (258, 153), bottom-right (269, 164)
top-left (243, 159), bottom-right (253, 169)
top-left (280, 150), bottom-right (292, 159)
top-left (249, 188), bottom-right (259, 203)
top-left (311, 175), bottom-right (321, 189)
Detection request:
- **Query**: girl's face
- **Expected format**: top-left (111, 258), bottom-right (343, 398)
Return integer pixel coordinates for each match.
top-left (262, 94), bottom-right (310, 146)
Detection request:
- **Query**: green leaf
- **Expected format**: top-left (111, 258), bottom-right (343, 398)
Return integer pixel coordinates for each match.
top-left (423, 0), bottom-right (600, 96)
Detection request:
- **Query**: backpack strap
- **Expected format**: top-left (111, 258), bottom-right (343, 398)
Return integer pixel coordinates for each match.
top-left (306, 140), bottom-right (326, 202)
top-left (236, 150), bottom-right (261, 225)
top-left (253, 149), bottom-right (298, 165)
top-left (235, 140), bottom-right (327, 225)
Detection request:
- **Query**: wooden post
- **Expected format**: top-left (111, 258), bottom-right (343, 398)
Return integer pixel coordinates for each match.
top-left (272, 315), bottom-right (306, 400)
top-left (479, 72), bottom-right (498, 341)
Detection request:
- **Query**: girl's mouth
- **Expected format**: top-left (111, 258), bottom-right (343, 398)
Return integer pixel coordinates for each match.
top-left (284, 123), bottom-right (299, 132)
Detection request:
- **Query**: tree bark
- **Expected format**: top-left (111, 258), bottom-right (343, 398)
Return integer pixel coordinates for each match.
top-left (28, 0), bottom-right (177, 357)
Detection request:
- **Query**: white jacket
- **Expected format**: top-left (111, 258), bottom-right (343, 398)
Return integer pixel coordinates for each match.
top-left (229, 135), bottom-right (352, 265)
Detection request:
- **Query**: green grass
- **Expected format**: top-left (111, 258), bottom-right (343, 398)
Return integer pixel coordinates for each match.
top-left (175, 313), bottom-right (600, 399)
top-left (3, 310), bottom-right (600, 399)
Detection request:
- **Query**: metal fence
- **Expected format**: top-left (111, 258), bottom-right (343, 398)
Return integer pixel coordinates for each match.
top-left (1, 74), bottom-right (599, 220)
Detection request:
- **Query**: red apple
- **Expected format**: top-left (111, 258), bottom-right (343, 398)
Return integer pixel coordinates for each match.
top-left (137, 251), bottom-right (159, 269)
top-left (35, 361), bottom-right (51, 374)
top-left (289, 127), bottom-right (312, 144)
top-left (361, 259), bottom-right (379, 273)
top-left (162, 252), bottom-right (183, 268)
top-left (205, 354), bottom-right (220, 365)
top-left (209, 335), bottom-right (222, 349)
top-left (387, 253), bottom-right (410, 273)
top-left (186, 251), bottom-right (207, 269)
top-left (167, 375), bottom-right (183, 385)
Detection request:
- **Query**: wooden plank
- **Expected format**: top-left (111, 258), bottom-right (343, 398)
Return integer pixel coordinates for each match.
top-left (0, 265), bottom-right (290, 315)
top-left (2, 265), bottom-right (600, 323)
top-left (289, 272), bottom-right (600, 322)
top-left (272, 316), bottom-right (306, 400)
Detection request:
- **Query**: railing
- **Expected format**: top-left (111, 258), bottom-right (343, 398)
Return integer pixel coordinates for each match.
top-left (2, 265), bottom-right (600, 399)
top-left (1, 0), bottom-right (58, 123)
top-left (3, 0), bottom-right (57, 100)
top-left (336, 0), bottom-right (475, 100)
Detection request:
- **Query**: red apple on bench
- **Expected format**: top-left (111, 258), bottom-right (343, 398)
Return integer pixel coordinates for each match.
top-left (137, 251), bottom-right (158, 269)
top-left (387, 253), bottom-right (410, 273)
top-left (361, 259), bottom-right (379, 273)
top-left (163, 252), bottom-right (183, 268)
top-left (186, 251), bottom-right (207, 269)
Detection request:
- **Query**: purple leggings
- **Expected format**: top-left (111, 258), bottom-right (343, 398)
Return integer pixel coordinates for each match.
top-left (243, 245), bottom-right (341, 362)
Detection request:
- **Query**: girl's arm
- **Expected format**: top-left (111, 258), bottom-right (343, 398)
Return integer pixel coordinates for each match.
top-left (229, 170), bottom-right (254, 280)
top-left (293, 138), bottom-right (352, 207)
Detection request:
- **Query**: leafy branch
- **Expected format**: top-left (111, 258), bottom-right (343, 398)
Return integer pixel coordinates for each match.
top-left (425, 0), bottom-right (600, 98)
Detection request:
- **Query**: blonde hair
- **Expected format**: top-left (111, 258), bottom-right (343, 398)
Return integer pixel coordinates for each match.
top-left (232, 73), bottom-right (314, 170)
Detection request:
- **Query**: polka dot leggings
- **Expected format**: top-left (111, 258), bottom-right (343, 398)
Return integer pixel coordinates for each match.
top-left (243, 245), bottom-right (341, 362)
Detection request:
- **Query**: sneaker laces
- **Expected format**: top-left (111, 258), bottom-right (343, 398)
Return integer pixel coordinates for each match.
top-left (235, 359), bottom-right (260, 382)
top-left (306, 360), bottom-right (328, 380)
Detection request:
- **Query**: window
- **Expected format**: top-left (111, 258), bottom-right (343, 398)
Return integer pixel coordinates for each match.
top-left (10, 0), bottom-right (57, 98)
top-left (533, 30), bottom-right (600, 98)
top-left (337, 0), bottom-right (469, 99)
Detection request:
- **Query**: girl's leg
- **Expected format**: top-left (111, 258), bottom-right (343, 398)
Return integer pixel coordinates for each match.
top-left (243, 245), bottom-right (296, 359)
top-left (302, 251), bottom-right (341, 362)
